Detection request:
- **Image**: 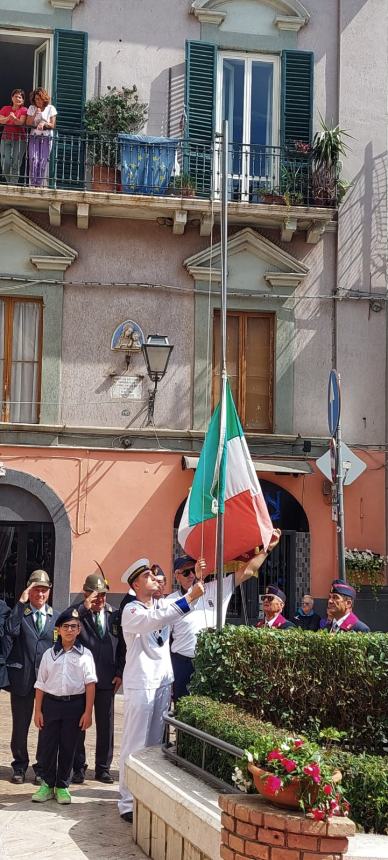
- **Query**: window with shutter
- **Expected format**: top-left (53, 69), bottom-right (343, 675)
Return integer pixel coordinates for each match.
top-left (212, 311), bottom-right (275, 432)
top-left (52, 30), bottom-right (88, 131)
top-left (185, 40), bottom-right (216, 196)
top-left (0, 297), bottom-right (43, 424)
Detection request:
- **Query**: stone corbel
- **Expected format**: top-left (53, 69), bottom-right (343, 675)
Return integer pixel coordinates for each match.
top-left (281, 217), bottom-right (297, 242)
top-left (190, 6), bottom-right (226, 25)
top-left (49, 0), bottom-right (83, 9)
top-left (77, 203), bottom-right (89, 230)
top-left (306, 221), bottom-right (326, 244)
top-left (30, 255), bottom-right (75, 272)
top-left (49, 202), bottom-right (62, 228)
top-left (275, 15), bottom-right (308, 31)
top-left (173, 209), bottom-right (187, 235)
top-left (200, 213), bottom-right (214, 237)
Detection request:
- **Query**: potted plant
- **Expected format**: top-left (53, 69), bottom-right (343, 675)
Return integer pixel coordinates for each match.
top-left (233, 736), bottom-right (348, 820)
top-left (312, 116), bottom-right (351, 206)
top-left (168, 172), bottom-right (196, 198)
top-left (84, 85), bottom-right (148, 192)
top-left (345, 548), bottom-right (386, 590)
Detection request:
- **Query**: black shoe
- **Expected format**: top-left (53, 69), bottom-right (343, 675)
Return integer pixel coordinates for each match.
top-left (11, 771), bottom-right (25, 785)
top-left (34, 774), bottom-right (43, 786)
top-left (95, 771), bottom-right (114, 784)
top-left (71, 771), bottom-right (85, 785)
top-left (120, 811), bottom-right (133, 823)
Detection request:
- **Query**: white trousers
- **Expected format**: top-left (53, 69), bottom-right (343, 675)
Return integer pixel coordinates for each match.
top-left (118, 684), bottom-right (171, 815)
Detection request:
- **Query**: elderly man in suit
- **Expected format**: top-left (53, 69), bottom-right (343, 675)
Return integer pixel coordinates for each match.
top-left (325, 580), bottom-right (370, 632)
top-left (256, 585), bottom-right (295, 629)
top-left (72, 572), bottom-right (123, 785)
top-left (6, 569), bottom-right (59, 784)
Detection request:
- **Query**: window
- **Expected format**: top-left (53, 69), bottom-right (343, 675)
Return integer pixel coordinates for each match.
top-left (216, 53), bottom-right (280, 201)
top-left (0, 298), bottom-right (43, 423)
top-left (213, 311), bottom-right (274, 432)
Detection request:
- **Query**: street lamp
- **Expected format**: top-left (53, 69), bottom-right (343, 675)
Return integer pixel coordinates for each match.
top-left (142, 334), bottom-right (174, 425)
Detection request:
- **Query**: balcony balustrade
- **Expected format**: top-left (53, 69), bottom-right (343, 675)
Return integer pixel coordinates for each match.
top-left (0, 131), bottom-right (337, 239)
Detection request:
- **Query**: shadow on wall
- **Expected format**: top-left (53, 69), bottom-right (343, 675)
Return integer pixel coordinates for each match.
top-left (148, 63), bottom-right (184, 137)
top-left (339, 145), bottom-right (387, 293)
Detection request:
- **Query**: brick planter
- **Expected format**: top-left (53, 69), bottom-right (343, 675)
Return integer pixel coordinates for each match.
top-left (219, 794), bottom-right (356, 860)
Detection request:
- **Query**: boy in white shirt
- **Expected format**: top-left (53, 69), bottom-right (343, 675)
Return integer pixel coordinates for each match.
top-left (32, 607), bottom-right (97, 804)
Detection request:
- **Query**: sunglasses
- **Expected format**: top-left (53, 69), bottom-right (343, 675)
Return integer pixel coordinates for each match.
top-left (179, 568), bottom-right (195, 577)
top-left (263, 595), bottom-right (275, 602)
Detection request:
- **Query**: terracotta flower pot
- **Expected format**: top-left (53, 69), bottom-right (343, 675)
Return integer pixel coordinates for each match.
top-left (248, 764), bottom-right (342, 811)
top-left (248, 764), bottom-right (304, 809)
top-left (91, 164), bottom-right (120, 192)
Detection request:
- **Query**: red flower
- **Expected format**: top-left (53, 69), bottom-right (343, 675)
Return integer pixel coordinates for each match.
top-left (323, 785), bottom-right (333, 796)
top-left (265, 775), bottom-right (283, 794)
top-left (293, 739), bottom-right (304, 749)
top-left (312, 809), bottom-right (326, 821)
top-left (282, 758), bottom-right (297, 773)
top-left (303, 764), bottom-right (321, 784)
top-left (267, 749), bottom-right (283, 762)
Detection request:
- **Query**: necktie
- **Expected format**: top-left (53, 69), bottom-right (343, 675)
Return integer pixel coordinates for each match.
top-left (95, 611), bottom-right (104, 639)
top-left (35, 611), bottom-right (44, 634)
top-left (331, 620), bottom-right (339, 634)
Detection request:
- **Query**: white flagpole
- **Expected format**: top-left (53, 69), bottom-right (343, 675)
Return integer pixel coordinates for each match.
top-left (216, 119), bottom-right (228, 631)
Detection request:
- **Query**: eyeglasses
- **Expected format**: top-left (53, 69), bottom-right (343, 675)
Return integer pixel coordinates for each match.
top-left (180, 568), bottom-right (195, 577)
top-left (60, 623), bottom-right (80, 630)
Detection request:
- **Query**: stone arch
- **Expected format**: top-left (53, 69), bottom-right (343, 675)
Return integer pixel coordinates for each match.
top-left (0, 468), bottom-right (71, 608)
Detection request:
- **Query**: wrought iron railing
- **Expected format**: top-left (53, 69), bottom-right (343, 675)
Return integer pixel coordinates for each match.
top-left (0, 131), bottom-right (338, 207)
top-left (163, 711), bottom-right (243, 792)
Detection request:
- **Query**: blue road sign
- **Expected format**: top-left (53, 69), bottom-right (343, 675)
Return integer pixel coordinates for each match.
top-left (328, 370), bottom-right (341, 436)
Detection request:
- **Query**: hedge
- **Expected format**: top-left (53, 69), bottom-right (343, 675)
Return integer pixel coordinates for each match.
top-left (176, 696), bottom-right (388, 834)
top-left (189, 626), bottom-right (388, 754)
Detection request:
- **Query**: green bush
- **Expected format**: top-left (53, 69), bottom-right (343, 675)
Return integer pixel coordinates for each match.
top-left (176, 696), bottom-right (388, 834)
top-left (190, 627), bottom-right (388, 754)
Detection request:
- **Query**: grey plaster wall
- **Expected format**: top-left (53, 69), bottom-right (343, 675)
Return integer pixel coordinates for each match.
top-left (59, 218), bottom-right (208, 429)
top-left (74, 0), bottom-right (198, 136)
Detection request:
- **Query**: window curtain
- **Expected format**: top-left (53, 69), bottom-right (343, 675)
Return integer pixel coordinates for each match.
top-left (10, 302), bottom-right (40, 423)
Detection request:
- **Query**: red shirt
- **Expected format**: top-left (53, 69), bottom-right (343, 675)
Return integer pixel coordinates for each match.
top-left (0, 105), bottom-right (28, 140)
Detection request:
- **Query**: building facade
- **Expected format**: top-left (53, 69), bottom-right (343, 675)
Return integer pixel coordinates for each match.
top-left (0, 0), bottom-right (386, 626)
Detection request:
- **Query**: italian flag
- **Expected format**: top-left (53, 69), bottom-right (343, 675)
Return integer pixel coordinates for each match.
top-left (178, 382), bottom-right (273, 567)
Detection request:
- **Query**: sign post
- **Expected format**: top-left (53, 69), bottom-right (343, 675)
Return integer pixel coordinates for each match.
top-left (327, 370), bottom-right (346, 581)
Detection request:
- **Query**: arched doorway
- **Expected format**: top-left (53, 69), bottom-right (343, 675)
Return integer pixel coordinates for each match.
top-left (173, 480), bottom-right (310, 625)
top-left (0, 469), bottom-right (71, 609)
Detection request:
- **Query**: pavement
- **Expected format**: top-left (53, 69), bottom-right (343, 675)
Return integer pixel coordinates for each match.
top-left (0, 689), bottom-right (147, 860)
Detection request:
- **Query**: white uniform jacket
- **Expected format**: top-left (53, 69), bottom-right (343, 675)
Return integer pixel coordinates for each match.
top-left (121, 595), bottom-right (192, 692)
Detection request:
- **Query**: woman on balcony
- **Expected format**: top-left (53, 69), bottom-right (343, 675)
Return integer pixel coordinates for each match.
top-left (26, 89), bottom-right (57, 187)
top-left (0, 89), bottom-right (28, 184)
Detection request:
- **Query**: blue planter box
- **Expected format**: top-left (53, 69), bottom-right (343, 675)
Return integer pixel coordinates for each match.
top-left (118, 134), bottom-right (179, 195)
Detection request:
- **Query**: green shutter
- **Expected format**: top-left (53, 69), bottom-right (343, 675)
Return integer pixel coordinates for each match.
top-left (185, 40), bottom-right (216, 196)
top-left (281, 51), bottom-right (314, 146)
top-left (53, 30), bottom-right (88, 131)
top-left (185, 40), bottom-right (216, 144)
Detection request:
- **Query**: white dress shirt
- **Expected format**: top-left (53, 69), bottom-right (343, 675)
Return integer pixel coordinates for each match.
top-left (35, 644), bottom-right (97, 696)
top-left (331, 612), bottom-right (351, 632)
top-left (169, 576), bottom-right (235, 658)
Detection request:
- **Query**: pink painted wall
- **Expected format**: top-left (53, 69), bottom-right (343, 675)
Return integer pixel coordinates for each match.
top-left (0, 446), bottom-right (384, 598)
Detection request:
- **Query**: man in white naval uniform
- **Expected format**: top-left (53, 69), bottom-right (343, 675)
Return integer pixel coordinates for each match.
top-left (169, 529), bottom-right (282, 702)
top-left (118, 557), bottom-right (205, 823)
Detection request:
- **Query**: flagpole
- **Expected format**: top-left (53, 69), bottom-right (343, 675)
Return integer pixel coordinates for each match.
top-left (216, 119), bottom-right (228, 631)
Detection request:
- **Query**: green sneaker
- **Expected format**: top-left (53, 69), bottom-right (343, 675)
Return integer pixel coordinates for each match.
top-left (55, 787), bottom-right (72, 805)
top-left (32, 782), bottom-right (54, 803)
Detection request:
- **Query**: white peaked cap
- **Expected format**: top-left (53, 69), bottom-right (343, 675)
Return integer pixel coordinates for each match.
top-left (120, 557), bottom-right (150, 584)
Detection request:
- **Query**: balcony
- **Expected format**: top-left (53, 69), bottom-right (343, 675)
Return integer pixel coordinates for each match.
top-left (0, 132), bottom-right (337, 241)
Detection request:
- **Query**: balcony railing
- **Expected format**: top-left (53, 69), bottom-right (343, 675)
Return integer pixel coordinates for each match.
top-left (0, 131), bottom-right (338, 207)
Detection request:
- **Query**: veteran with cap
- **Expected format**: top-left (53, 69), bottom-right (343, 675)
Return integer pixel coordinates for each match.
top-left (325, 580), bottom-right (370, 632)
top-left (256, 584), bottom-right (295, 629)
top-left (71, 570), bottom-right (123, 784)
top-left (5, 569), bottom-right (59, 784)
top-left (118, 557), bottom-right (205, 823)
